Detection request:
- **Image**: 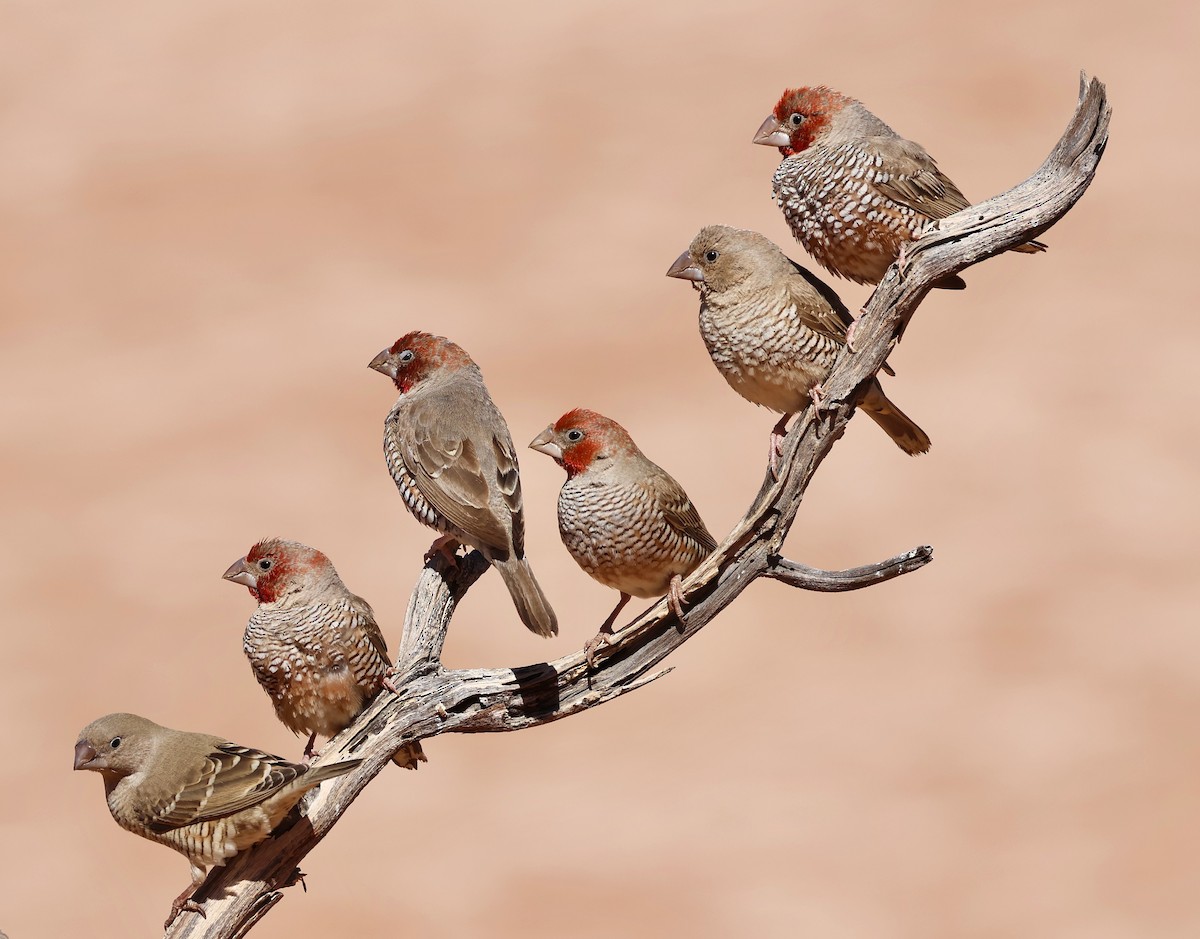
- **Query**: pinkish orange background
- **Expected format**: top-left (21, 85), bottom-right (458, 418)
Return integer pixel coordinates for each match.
top-left (2, 2), bottom-right (1196, 937)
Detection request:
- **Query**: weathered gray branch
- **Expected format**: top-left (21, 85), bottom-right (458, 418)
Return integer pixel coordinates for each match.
top-left (164, 73), bottom-right (1110, 939)
top-left (765, 546), bottom-right (935, 591)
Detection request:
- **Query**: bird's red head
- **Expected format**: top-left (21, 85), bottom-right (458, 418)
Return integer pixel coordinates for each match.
top-left (225, 539), bottom-right (332, 604)
top-left (530, 408), bottom-right (639, 479)
top-left (368, 331), bottom-right (475, 394)
top-left (768, 86), bottom-right (849, 155)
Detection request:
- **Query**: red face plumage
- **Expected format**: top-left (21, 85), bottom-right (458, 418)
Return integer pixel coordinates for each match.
top-left (385, 331), bottom-right (475, 394)
top-left (771, 86), bottom-right (846, 155)
top-left (551, 408), bottom-right (637, 478)
top-left (243, 539), bottom-right (330, 604)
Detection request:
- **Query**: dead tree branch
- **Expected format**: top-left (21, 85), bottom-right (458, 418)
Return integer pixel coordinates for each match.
top-left (164, 74), bottom-right (1110, 939)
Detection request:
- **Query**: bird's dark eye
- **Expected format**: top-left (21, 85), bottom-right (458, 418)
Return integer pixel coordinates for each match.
top-left (790, 113), bottom-right (804, 126)
top-left (110, 737), bottom-right (122, 749)
top-left (398, 350), bottom-right (415, 363)
top-left (257, 559), bottom-right (272, 571)
top-left (704, 250), bottom-right (719, 262)
top-left (566, 429), bottom-right (584, 442)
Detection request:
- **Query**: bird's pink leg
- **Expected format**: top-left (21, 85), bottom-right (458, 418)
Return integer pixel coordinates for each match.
top-left (896, 240), bottom-right (912, 279)
top-left (382, 668), bottom-right (400, 695)
top-left (584, 593), bottom-right (632, 667)
top-left (769, 413), bottom-right (793, 479)
top-left (667, 574), bottom-right (687, 622)
top-left (844, 317), bottom-right (860, 352)
top-left (424, 535), bottom-right (461, 566)
top-left (164, 884), bottom-right (206, 930)
top-left (302, 733), bottom-right (319, 765)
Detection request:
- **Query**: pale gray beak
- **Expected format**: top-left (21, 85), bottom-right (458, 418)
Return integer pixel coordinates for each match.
top-left (74, 740), bottom-right (101, 771)
top-left (368, 349), bottom-right (398, 379)
top-left (222, 557), bottom-right (257, 589)
top-left (528, 427), bottom-right (563, 461)
top-left (666, 251), bottom-right (704, 282)
top-left (753, 115), bottom-right (791, 148)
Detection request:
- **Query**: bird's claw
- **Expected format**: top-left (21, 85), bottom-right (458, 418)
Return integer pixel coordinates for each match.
top-left (392, 742), bottom-right (427, 770)
top-left (283, 867), bottom-right (307, 892)
top-left (768, 434), bottom-right (784, 480)
top-left (668, 575), bottom-right (687, 622)
top-left (382, 667), bottom-right (401, 695)
top-left (844, 317), bottom-right (859, 352)
top-left (810, 384), bottom-right (839, 426)
top-left (165, 896), bottom-right (206, 931)
top-left (584, 631), bottom-right (613, 668)
top-left (896, 241), bottom-right (912, 280)
top-left (424, 536), bottom-right (461, 566)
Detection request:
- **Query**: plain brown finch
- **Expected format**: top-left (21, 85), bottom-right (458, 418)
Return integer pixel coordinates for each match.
top-left (754, 85), bottom-right (1044, 289)
top-left (529, 409), bottom-right (716, 664)
top-left (668, 225), bottom-right (930, 465)
top-left (223, 538), bottom-right (424, 767)
top-left (74, 712), bottom-right (360, 929)
top-left (369, 331), bottom-right (557, 638)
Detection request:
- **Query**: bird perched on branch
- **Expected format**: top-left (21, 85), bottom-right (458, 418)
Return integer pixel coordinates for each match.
top-left (74, 712), bottom-right (360, 929)
top-left (369, 331), bottom-right (557, 638)
top-left (530, 409), bottom-right (716, 665)
top-left (753, 85), bottom-right (1045, 289)
top-left (223, 538), bottom-right (425, 768)
top-left (668, 225), bottom-right (930, 470)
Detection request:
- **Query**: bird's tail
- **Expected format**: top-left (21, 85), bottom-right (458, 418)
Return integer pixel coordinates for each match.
top-left (299, 757), bottom-right (362, 790)
top-left (493, 556), bottom-right (559, 637)
top-left (860, 379), bottom-right (931, 456)
top-left (391, 741), bottom-right (427, 770)
top-left (932, 239), bottom-right (1043, 290)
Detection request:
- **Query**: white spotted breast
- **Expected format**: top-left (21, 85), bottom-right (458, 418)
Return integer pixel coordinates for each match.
top-left (772, 142), bottom-right (931, 284)
top-left (243, 599), bottom-right (389, 737)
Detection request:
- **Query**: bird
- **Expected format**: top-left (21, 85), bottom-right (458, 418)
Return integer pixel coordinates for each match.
top-left (529, 409), bottom-right (716, 664)
top-left (667, 224), bottom-right (930, 469)
top-left (74, 712), bottom-right (361, 929)
top-left (753, 85), bottom-right (1045, 289)
top-left (223, 538), bottom-right (425, 768)
top-left (369, 331), bottom-right (557, 638)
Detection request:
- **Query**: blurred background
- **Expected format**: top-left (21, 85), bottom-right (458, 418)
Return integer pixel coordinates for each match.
top-left (2, 1), bottom-right (1196, 936)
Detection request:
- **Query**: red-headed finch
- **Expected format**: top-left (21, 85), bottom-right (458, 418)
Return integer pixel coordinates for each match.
top-left (74, 712), bottom-right (360, 929)
top-left (369, 331), bottom-right (557, 638)
top-left (754, 85), bottom-right (1045, 288)
top-left (223, 538), bottom-right (425, 768)
top-left (529, 409), bottom-right (716, 664)
top-left (668, 225), bottom-right (930, 467)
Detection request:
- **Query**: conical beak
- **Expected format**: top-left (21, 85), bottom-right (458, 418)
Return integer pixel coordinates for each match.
top-left (74, 740), bottom-right (100, 771)
top-left (753, 115), bottom-right (791, 148)
top-left (368, 349), bottom-right (398, 379)
top-left (528, 426), bottom-right (563, 461)
top-left (666, 250), bottom-right (704, 282)
top-left (222, 556), bottom-right (257, 589)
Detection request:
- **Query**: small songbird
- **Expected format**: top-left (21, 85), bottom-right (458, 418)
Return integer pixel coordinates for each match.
top-left (74, 712), bottom-right (360, 929)
top-left (753, 85), bottom-right (1045, 288)
top-left (667, 225), bottom-right (930, 467)
top-left (223, 538), bottom-right (425, 768)
top-left (369, 331), bottom-right (557, 638)
top-left (529, 409), bottom-right (716, 664)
